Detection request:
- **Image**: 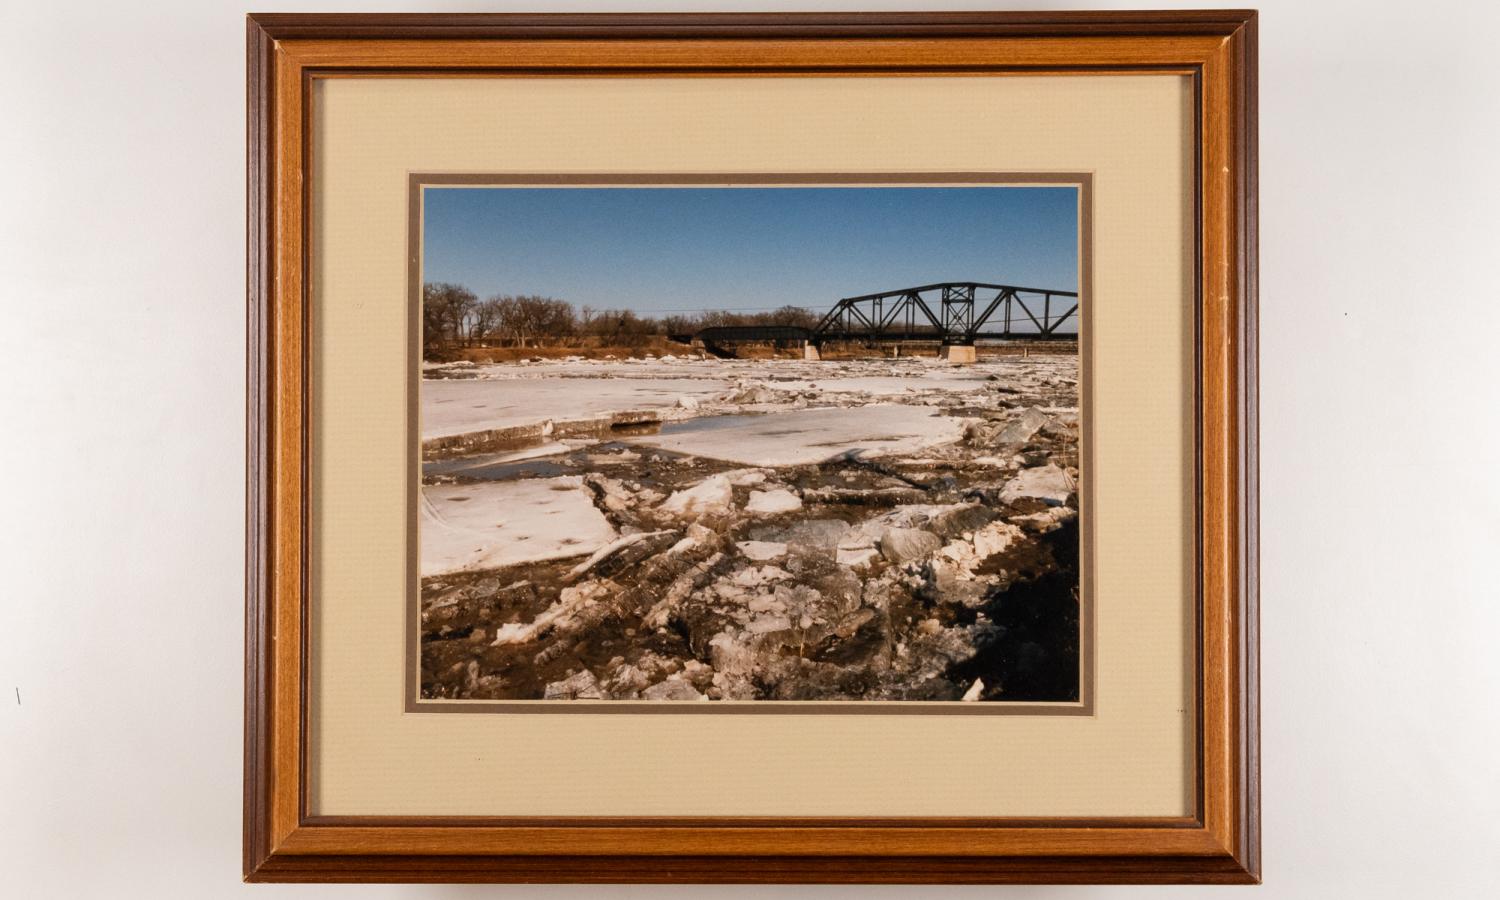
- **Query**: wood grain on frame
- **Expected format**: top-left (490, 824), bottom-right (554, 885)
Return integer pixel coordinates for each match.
top-left (246, 10), bottom-right (1258, 884)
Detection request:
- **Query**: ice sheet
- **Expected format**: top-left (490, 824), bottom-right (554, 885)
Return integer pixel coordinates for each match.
top-left (421, 355), bottom-right (1072, 441)
top-left (421, 377), bottom-right (731, 440)
top-left (626, 404), bottom-right (967, 466)
top-left (419, 476), bottom-right (616, 576)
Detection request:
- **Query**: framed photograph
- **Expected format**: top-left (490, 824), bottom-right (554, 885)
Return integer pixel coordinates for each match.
top-left (246, 10), bottom-right (1259, 884)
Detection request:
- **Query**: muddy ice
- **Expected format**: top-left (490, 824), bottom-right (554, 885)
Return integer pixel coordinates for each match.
top-left (419, 352), bottom-right (1081, 703)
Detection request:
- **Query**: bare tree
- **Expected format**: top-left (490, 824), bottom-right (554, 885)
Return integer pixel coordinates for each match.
top-left (516, 296), bottom-right (576, 343)
top-left (422, 282), bottom-right (478, 359)
top-left (765, 304), bottom-right (820, 329)
top-left (660, 314), bottom-right (698, 336)
top-left (696, 308), bottom-right (741, 329)
top-left (485, 295), bottom-right (577, 347)
top-left (470, 296), bottom-right (507, 344)
top-left (426, 288), bottom-right (821, 354)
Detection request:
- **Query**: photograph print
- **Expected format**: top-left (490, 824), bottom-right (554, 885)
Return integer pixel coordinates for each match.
top-left (415, 177), bottom-right (1086, 707)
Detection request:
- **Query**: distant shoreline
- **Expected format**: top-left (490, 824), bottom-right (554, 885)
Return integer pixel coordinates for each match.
top-left (427, 337), bottom-right (1078, 365)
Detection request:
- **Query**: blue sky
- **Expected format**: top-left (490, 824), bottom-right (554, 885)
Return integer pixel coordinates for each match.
top-left (422, 186), bottom-right (1078, 316)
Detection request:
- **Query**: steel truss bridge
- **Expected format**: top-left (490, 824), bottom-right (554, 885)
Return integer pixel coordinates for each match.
top-left (691, 281), bottom-right (1079, 351)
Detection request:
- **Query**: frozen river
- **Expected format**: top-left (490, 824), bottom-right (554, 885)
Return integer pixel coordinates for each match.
top-left (418, 351), bottom-right (1083, 703)
top-left (420, 353), bottom-right (1078, 576)
top-left (419, 355), bottom-right (1004, 442)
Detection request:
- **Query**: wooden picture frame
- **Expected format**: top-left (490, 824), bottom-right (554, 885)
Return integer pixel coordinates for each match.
top-left (246, 10), bottom-right (1259, 884)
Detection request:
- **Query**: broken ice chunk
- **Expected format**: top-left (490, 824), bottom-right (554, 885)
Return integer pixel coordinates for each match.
top-left (745, 488), bottom-right (802, 516)
top-left (641, 678), bottom-right (708, 701)
top-left (736, 540), bottom-right (789, 561)
top-left (658, 474), bottom-right (735, 519)
top-left (879, 527), bottom-right (943, 564)
top-left (544, 670), bottom-right (604, 700)
top-left (836, 546), bottom-right (882, 570)
top-left (993, 407), bottom-right (1051, 445)
top-left (998, 464), bottom-right (1076, 507)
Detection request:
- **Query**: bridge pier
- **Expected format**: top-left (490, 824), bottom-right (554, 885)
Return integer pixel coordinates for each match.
top-left (802, 343), bottom-right (821, 361)
top-left (939, 344), bottom-right (977, 365)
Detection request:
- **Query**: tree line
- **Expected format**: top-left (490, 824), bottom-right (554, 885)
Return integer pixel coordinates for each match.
top-left (423, 282), bottom-right (820, 357)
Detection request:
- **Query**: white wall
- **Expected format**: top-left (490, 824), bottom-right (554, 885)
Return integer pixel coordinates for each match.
top-left (3, 1), bottom-right (1497, 897)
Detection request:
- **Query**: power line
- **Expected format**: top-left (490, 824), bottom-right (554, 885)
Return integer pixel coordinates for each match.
top-left (611, 304), bottom-right (833, 313)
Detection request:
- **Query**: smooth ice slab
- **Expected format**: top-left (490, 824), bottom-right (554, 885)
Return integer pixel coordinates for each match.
top-left (421, 377), bottom-right (732, 440)
top-left (627, 404), bottom-right (967, 466)
top-left (420, 476), bottom-right (617, 576)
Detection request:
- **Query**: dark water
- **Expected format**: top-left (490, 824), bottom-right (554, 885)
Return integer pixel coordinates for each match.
top-left (943, 519), bottom-right (1081, 701)
top-left (424, 453), bottom-right (573, 482)
top-left (423, 438), bottom-right (703, 483)
top-left (655, 413), bottom-right (765, 436)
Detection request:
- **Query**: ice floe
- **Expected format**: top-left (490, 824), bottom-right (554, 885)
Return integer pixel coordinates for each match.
top-left (421, 376), bottom-right (732, 440)
top-left (627, 404), bottom-right (967, 466)
top-left (420, 476), bottom-right (617, 576)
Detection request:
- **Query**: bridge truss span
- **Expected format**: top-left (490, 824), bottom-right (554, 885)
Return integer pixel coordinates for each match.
top-left (812, 281), bottom-right (1079, 346)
